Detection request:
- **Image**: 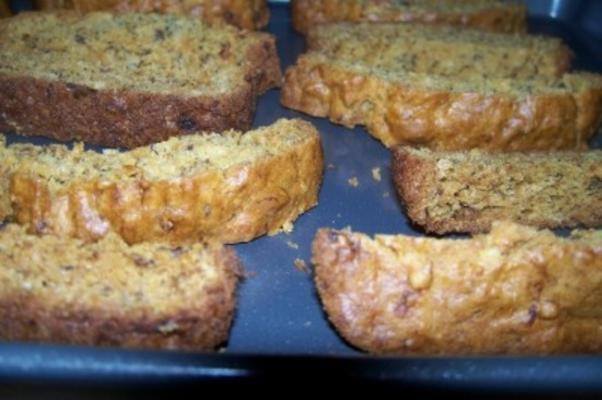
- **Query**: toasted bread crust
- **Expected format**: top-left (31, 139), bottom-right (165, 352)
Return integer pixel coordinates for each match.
top-left (281, 55), bottom-right (602, 150)
top-left (0, 13), bottom-right (281, 148)
top-left (0, 225), bottom-right (241, 350)
top-left (34, 0), bottom-right (270, 29)
top-left (5, 119), bottom-right (324, 245)
top-left (392, 147), bottom-right (602, 234)
top-left (292, 0), bottom-right (527, 34)
top-left (313, 224), bottom-right (602, 355)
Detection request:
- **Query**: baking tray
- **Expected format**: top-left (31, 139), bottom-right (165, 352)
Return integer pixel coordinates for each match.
top-left (1, 1), bottom-right (602, 396)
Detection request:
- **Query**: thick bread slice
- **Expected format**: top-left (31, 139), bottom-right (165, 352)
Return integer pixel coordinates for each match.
top-left (0, 12), bottom-right (281, 148)
top-left (313, 222), bottom-right (602, 355)
top-left (292, 0), bottom-right (527, 34)
top-left (0, 119), bottom-right (323, 245)
top-left (307, 22), bottom-right (572, 79)
top-left (392, 147), bottom-right (602, 234)
top-left (34, 0), bottom-right (270, 30)
top-left (281, 52), bottom-right (602, 150)
top-left (0, 224), bottom-right (241, 350)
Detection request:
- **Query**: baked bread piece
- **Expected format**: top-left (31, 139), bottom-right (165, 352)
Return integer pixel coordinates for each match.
top-left (313, 222), bottom-right (602, 355)
top-left (0, 12), bottom-right (281, 148)
top-left (281, 52), bottom-right (602, 150)
top-left (34, 0), bottom-right (269, 30)
top-left (292, 0), bottom-right (527, 34)
top-left (0, 224), bottom-right (241, 350)
top-left (0, 0), bottom-right (10, 17)
top-left (0, 119), bottom-right (323, 245)
top-left (392, 147), bottom-right (602, 234)
top-left (307, 22), bottom-right (572, 79)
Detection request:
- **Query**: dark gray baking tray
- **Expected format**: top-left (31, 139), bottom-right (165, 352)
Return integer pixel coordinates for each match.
top-left (1, 1), bottom-right (602, 395)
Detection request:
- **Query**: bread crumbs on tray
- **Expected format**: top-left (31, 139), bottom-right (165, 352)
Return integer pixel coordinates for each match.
top-left (348, 177), bottom-right (359, 187)
top-left (294, 258), bottom-right (310, 273)
top-left (286, 240), bottom-right (299, 250)
top-left (371, 167), bottom-right (382, 182)
top-left (383, 191), bottom-right (390, 198)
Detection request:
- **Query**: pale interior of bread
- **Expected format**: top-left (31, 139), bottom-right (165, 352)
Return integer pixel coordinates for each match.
top-left (309, 22), bottom-right (565, 78)
top-left (0, 12), bottom-right (258, 95)
top-left (0, 224), bottom-right (227, 312)
top-left (1, 119), bottom-right (312, 191)
top-left (301, 52), bottom-right (601, 97)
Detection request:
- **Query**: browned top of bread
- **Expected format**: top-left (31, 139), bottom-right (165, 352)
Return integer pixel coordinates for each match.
top-left (0, 224), bottom-right (241, 350)
top-left (0, 11), bottom-right (276, 96)
top-left (34, 0), bottom-right (270, 30)
top-left (313, 222), bottom-right (602, 354)
top-left (392, 146), bottom-right (602, 234)
top-left (292, 0), bottom-right (527, 33)
top-left (1, 119), bottom-right (324, 245)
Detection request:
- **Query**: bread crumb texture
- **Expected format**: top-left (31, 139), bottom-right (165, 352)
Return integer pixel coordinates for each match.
top-left (0, 224), bottom-right (241, 350)
top-left (0, 118), bottom-right (324, 245)
top-left (313, 222), bottom-right (602, 355)
top-left (392, 146), bottom-right (602, 233)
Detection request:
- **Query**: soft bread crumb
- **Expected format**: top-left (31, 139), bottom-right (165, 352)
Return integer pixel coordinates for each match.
top-left (294, 258), bottom-right (310, 273)
top-left (372, 167), bottom-right (382, 182)
top-left (348, 177), bottom-right (359, 187)
top-left (286, 240), bottom-right (299, 250)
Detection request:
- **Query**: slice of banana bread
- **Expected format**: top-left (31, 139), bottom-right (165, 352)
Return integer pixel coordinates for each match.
top-left (0, 119), bottom-right (323, 245)
top-left (392, 147), bottom-right (602, 234)
top-left (292, 0), bottom-right (527, 34)
top-left (34, 0), bottom-right (270, 30)
top-left (281, 52), bottom-right (602, 150)
top-left (313, 222), bottom-right (602, 355)
top-left (307, 22), bottom-right (572, 79)
top-left (0, 224), bottom-right (241, 350)
top-left (0, 12), bottom-right (281, 148)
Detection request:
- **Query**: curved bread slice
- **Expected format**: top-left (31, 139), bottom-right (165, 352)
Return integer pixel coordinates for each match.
top-left (0, 12), bottom-right (281, 148)
top-left (281, 52), bottom-right (602, 150)
top-left (313, 222), bottom-right (602, 355)
top-left (307, 22), bottom-right (572, 79)
top-left (0, 119), bottom-right (323, 245)
top-left (393, 147), bottom-right (602, 234)
top-left (33, 0), bottom-right (270, 30)
top-left (0, 224), bottom-right (241, 350)
top-left (292, 0), bottom-right (527, 34)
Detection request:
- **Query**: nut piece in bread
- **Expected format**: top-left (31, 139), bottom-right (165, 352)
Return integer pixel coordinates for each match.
top-left (0, 12), bottom-right (281, 148)
top-left (281, 52), bottom-right (602, 150)
top-left (313, 223), bottom-right (602, 355)
top-left (0, 224), bottom-right (241, 350)
top-left (0, 119), bottom-right (324, 245)
top-left (392, 146), bottom-right (602, 234)
top-left (33, 0), bottom-right (270, 30)
top-left (292, 0), bottom-right (527, 34)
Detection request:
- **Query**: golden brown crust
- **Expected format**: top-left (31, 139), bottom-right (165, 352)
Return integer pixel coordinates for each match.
top-left (313, 223), bottom-right (602, 355)
top-left (0, 225), bottom-right (241, 350)
top-left (392, 147), bottom-right (602, 234)
top-left (281, 55), bottom-right (601, 151)
top-left (292, 0), bottom-right (527, 34)
top-left (0, 0), bottom-right (10, 17)
top-left (6, 120), bottom-right (324, 245)
top-left (34, 0), bottom-right (270, 30)
top-left (0, 29), bottom-right (281, 148)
